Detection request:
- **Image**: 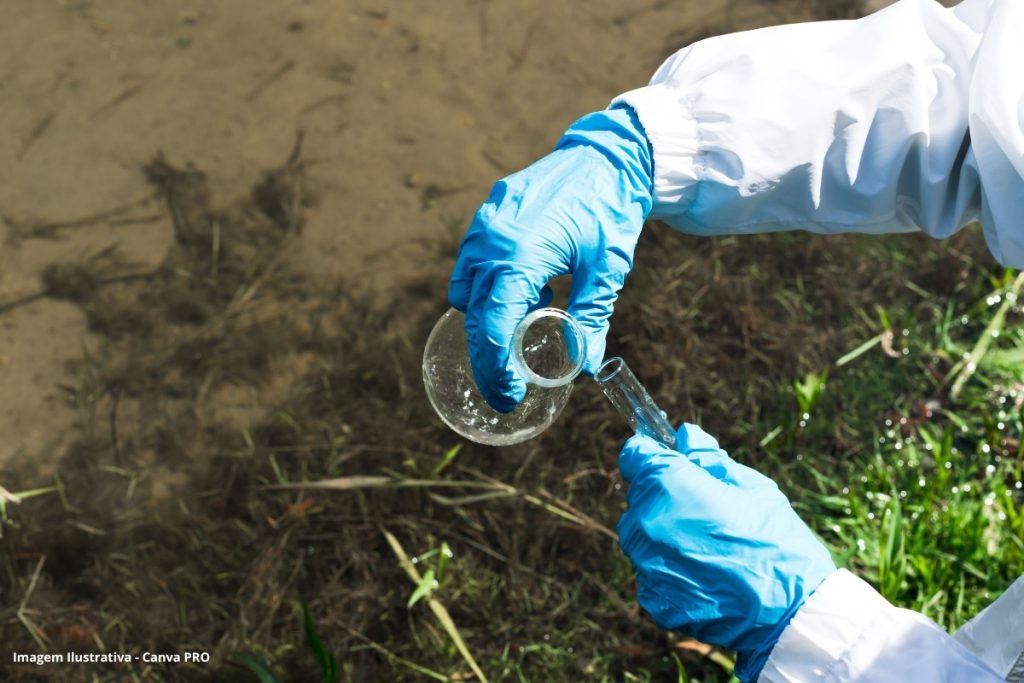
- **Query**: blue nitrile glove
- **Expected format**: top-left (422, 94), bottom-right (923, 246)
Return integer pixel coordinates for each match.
top-left (618, 425), bottom-right (837, 681)
top-left (448, 105), bottom-right (653, 412)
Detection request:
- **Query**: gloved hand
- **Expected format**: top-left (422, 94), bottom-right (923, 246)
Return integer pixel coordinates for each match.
top-left (448, 105), bottom-right (653, 412)
top-left (617, 424), bottom-right (837, 681)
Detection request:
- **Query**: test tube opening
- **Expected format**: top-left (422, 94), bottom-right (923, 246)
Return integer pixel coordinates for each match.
top-left (595, 357), bottom-right (624, 384)
top-left (594, 356), bottom-right (676, 449)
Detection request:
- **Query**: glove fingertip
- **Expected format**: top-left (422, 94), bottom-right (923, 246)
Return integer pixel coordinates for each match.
top-left (448, 278), bottom-right (472, 311)
top-left (618, 433), bottom-right (670, 483)
top-left (579, 328), bottom-right (607, 376)
top-left (482, 378), bottom-right (526, 414)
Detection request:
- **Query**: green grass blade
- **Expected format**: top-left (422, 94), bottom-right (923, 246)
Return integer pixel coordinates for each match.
top-left (230, 653), bottom-right (283, 683)
top-left (407, 568), bottom-right (436, 608)
top-left (303, 603), bottom-right (339, 683)
top-left (431, 444), bottom-right (462, 476)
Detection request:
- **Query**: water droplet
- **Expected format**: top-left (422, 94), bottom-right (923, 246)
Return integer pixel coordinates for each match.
top-left (999, 512), bottom-right (1008, 521)
top-left (961, 425), bottom-right (969, 433)
top-left (544, 634), bottom-right (550, 641)
top-left (801, 412), bottom-right (810, 421)
top-left (982, 443), bottom-right (991, 454)
top-left (986, 464), bottom-right (996, 475)
top-left (831, 524), bottom-right (840, 533)
top-left (944, 461), bottom-right (953, 470)
top-left (919, 478), bottom-right (926, 487)
top-left (960, 315), bottom-right (970, 325)
top-left (899, 490), bottom-right (907, 498)
top-left (856, 539), bottom-right (867, 551)
top-left (902, 328), bottom-right (910, 337)
top-left (963, 483), bottom-right (971, 492)
top-left (899, 417), bottom-right (907, 425)
top-left (411, 557), bottom-right (418, 564)
top-left (966, 362), bottom-right (977, 373)
top-left (867, 512), bottom-right (875, 520)
top-left (894, 442), bottom-right (903, 451)
top-left (1016, 481), bottom-right (1022, 489)
top-left (842, 487), bottom-right (850, 495)
top-left (952, 486), bottom-right (959, 494)
top-left (902, 348), bottom-right (910, 356)
top-left (997, 422), bottom-right (1006, 430)
top-left (885, 419), bottom-right (893, 427)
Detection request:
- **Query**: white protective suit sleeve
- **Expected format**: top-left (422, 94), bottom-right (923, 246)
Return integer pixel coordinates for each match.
top-left (612, 0), bottom-right (1024, 267)
top-left (757, 569), bottom-right (1024, 681)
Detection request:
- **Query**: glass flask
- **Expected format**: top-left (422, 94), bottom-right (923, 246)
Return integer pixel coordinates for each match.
top-left (422, 307), bottom-right (586, 446)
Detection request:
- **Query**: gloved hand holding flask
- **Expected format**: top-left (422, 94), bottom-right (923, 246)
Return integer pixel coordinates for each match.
top-left (447, 106), bottom-right (653, 412)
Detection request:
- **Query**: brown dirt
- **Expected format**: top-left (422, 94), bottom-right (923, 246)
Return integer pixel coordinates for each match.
top-left (0, 0), bottom-right (849, 470)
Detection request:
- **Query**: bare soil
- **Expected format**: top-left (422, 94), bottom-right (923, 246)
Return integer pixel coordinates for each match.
top-left (0, 0), bottom-right (843, 470)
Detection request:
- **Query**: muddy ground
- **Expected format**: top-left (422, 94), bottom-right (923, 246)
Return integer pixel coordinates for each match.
top-left (0, 0), bottom-right (874, 469)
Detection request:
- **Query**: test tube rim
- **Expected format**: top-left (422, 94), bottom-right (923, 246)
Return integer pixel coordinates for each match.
top-left (594, 356), bottom-right (625, 383)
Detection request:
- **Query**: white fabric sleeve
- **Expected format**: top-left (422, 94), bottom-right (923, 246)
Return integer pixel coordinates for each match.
top-left (612, 0), bottom-right (1024, 268)
top-left (758, 569), bottom-right (1002, 682)
top-left (954, 573), bottom-right (1024, 680)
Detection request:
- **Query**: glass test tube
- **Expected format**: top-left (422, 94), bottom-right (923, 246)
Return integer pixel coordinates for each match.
top-left (594, 357), bottom-right (677, 448)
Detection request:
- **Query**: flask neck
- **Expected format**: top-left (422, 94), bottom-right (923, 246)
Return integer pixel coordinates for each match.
top-left (511, 308), bottom-right (586, 388)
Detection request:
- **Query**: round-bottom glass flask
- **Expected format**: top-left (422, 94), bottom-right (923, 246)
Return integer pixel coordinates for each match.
top-left (422, 307), bottom-right (586, 446)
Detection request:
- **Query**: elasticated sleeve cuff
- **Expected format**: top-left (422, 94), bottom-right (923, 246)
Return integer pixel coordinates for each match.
top-left (611, 84), bottom-right (700, 216)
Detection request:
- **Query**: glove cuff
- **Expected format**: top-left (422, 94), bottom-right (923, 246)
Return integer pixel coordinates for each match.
top-left (611, 83), bottom-right (700, 216)
top-left (733, 599), bottom-right (804, 682)
top-left (733, 567), bottom-right (842, 682)
top-left (556, 106), bottom-right (655, 220)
